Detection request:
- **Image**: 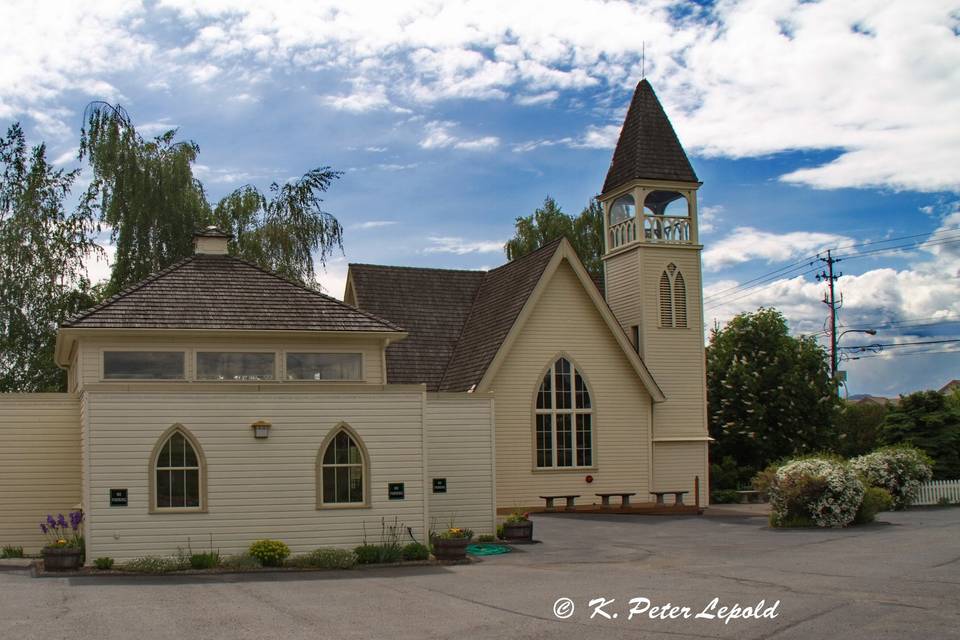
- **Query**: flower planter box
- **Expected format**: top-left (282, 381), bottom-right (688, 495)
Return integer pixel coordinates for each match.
top-left (502, 521), bottom-right (533, 542)
top-left (42, 547), bottom-right (82, 572)
top-left (432, 537), bottom-right (471, 561)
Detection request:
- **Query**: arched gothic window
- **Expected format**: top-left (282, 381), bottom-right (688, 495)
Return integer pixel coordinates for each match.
top-left (151, 426), bottom-right (204, 511)
top-left (659, 263), bottom-right (688, 328)
top-left (318, 426), bottom-right (367, 506)
top-left (535, 357), bottom-right (593, 468)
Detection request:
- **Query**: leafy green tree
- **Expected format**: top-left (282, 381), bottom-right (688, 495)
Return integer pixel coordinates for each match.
top-left (79, 103), bottom-right (343, 294)
top-left (505, 196), bottom-right (604, 279)
top-left (880, 390), bottom-right (960, 480)
top-left (707, 308), bottom-right (839, 473)
top-left (0, 124), bottom-right (101, 391)
top-left (835, 401), bottom-right (887, 457)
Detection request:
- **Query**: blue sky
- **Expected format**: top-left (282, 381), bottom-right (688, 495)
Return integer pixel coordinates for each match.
top-left (3, 0), bottom-right (958, 396)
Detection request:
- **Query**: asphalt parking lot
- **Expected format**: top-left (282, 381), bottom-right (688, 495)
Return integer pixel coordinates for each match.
top-left (1, 507), bottom-right (958, 640)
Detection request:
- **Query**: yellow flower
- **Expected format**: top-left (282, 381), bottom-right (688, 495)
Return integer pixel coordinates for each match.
top-left (57, 539), bottom-right (67, 545)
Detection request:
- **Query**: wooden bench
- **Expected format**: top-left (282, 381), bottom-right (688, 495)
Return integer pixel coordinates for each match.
top-left (650, 490), bottom-right (689, 506)
top-left (735, 490), bottom-right (764, 504)
top-left (595, 492), bottom-right (636, 509)
top-left (540, 494), bottom-right (580, 512)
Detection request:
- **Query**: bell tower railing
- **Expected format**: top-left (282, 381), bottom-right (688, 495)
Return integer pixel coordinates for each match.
top-left (609, 214), bottom-right (692, 251)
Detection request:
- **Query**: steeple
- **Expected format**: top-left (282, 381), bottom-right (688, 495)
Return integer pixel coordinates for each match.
top-left (602, 79), bottom-right (698, 196)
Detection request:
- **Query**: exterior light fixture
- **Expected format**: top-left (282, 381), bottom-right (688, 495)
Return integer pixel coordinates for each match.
top-left (251, 420), bottom-right (272, 439)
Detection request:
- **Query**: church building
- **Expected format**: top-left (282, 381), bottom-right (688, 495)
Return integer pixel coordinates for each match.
top-left (0, 80), bottom-right (709, 563)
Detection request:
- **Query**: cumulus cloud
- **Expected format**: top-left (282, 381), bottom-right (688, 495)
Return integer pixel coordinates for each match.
top-left (349, 220), bottom-right (397, 230)
top-left (422, 236), bottom-right (505, 254)
top-left (702, 228), bottom-right (853, 272)
top-left (419, 120), bottom-right (499, 151)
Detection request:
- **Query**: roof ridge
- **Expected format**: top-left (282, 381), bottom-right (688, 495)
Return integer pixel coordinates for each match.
top-left (62, 255), bottom-right (198, 327)
top-left (222, 255), bottom-right (405, 332)
top-left (435, 262), bottom-right (492, 390)
top-left (485, 236), bottom-right (563, 275)
top-left (349, 262), bottom-right (487, 275)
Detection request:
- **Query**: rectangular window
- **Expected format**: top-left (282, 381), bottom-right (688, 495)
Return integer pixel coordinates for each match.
top-left (536, 414), bottom-right (553, 468)
top-left (197, 352), bottom-right (275, 381)
top-left (286, 353), bottom-right (362, 381)
top-left (556, 413), bottom-right (573, 467)
top-left (103, 351), bottom-right (185, 380)
top-left (576, 414), bottom-right (592, 467)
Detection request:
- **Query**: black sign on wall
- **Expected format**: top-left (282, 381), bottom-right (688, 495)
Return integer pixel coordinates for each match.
top-left (110, 489), bottom-right (128, 507)
top-left (388, 483), bottom-right (405, 500)
top-left (432, 478), bottom-right (447, 493)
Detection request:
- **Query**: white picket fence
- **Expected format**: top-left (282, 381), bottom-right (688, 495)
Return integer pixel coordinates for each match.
top-left (914, 479), bottom-right (960, 505)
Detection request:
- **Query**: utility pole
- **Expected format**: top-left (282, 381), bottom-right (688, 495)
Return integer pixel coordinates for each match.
top-left (817, 250), bottom-right (842, 380)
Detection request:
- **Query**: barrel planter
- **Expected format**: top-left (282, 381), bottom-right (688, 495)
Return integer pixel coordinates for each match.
top-left (432, 537), bottom-right (471, 561)
top-left (42, 547), bottom-right (82, 571)
top-left (502, 521), bottom-right (533, 542)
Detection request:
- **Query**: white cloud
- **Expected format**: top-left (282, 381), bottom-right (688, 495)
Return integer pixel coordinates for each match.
top-left (316, 256), bottom-right (349, 300)
top-left (419, 120), bottom-right (499, 151)
top-left (322, 82), bottom-right (393, 113)
top-left (137, 119), bottom-right (179, 137)
top-left (699, 205), bottom-right (721, 235)
top-left (349, 220), bottom-right (397, 230)
top-left (702, 228), bottom-right (853, 272)
top-left (515, 91), bottom-right (559, 106)
top-left (422, 236), bottom-right (504, 255)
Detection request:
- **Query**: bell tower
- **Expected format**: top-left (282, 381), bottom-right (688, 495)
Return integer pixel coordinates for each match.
top-left (599, 79), bottom-right (708, 500)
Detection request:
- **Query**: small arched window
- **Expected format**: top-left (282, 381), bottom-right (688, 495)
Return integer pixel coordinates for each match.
top-left (151, 426), bottom-right (204, 511)
top-left (318, 426), bottom-right (367, 506)
top-left (535, 357), bottom-right (593, 468)
top-left (659, 263), bottom-right (688, 328)
top-left (609, 194), bottom-right (636, 225)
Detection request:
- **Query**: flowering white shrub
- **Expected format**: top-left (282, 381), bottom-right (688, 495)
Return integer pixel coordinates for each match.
top-left (769, 457), bottom-right (865, 528)
top-left (851, 445), bottom-right (933, 510)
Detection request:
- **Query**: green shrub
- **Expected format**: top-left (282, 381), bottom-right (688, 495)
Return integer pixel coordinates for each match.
top-left (496, 524), bottom-right (504, 539)
top-left (248, 539), bottom-right (290, 567)
top-left (851, 445), bottom-right (934, 510)
top-left (123, 556), bottom-right (178, 574)
top-left (751, 463), bottom-right (781, 498)
top-left (937, 496), bottom-right (954, 506)
top-left (476, 534), bottom-right (496, 543)
top-left (221, 553), bottom-right (260, 570)
top-left (288, 548), bottom-right (357, 569)
top-left (189, 551), bottom-right (220, 570)
top-left (769, 457), bottom-right (864, 528)
top-left (93, 557), bottom-right (114, 570)
top-left (1, 545), bottom-right (24, 559)
top-left (854, 487), bottom-right (893, 524)
top-left (354, 543), bottom-right (402, 564)
top-left (710, 489), bottom-right (740, 504)
top-left (402, 542), bottom-right (430, 561)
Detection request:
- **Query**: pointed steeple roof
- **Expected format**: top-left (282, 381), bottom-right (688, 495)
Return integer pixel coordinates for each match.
top-left (602, 79), bottom-right (698, 195)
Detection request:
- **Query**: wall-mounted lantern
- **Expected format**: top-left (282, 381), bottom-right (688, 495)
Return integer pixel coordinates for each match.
top-left (251, 420), bottom-right (272, 439)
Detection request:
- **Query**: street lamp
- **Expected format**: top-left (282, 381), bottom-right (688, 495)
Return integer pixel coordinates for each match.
top-left (835, 328), bottom-right (878, 397)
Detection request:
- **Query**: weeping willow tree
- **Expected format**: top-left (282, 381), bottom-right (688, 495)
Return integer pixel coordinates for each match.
top-left (0, 124), bottom-right (101, 391)
top-left (79, 103), bottom-right (344, 294)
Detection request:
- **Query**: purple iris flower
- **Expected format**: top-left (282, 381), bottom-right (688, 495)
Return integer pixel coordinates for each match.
top-left (46, 515), bottom-right (57, 528)
top-left (69, 511), bottom-right (84, 531)
top-left (57, 514), bottom-right (68, 529)
top-left (40, 523), bottom-right (48, 534)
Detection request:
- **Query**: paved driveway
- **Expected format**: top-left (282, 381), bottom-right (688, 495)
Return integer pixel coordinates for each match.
top-left (1, 507), bottom-right (958, 639)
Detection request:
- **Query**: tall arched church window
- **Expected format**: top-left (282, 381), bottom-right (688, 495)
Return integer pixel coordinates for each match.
top-left (318, 426), bottom-right (367, 506)
top-left (659, 263), bottom-right (688, 328)
top-left (151, 426), bottom-right (205, 511)
top-left (535, 357), bottom-right (593, 468)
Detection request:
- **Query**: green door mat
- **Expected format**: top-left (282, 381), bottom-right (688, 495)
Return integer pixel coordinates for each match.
top-left (466, 543), bottom-right (512, 556)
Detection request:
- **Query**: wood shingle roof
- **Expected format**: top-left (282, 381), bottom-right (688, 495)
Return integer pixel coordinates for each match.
top-left (349, 239), bottom-right (562, 392)
top-left (62, 254), bottom-right (403, 333)
top-left (602, 79), bottom-right (698, 195)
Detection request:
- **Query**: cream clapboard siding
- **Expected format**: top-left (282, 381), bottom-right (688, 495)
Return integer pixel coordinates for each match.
top-left (424, 393), bottom-right (495, 535)
top-left (639, 246), bottom-right (708, 440)
top-left (488, 260), bottom-right (653, 509)
top-left (75, 334), bottom-right (386, 390)
top-left (653, 441), bottom-right (708, 505)
top-left (604, 249), bottom-right (642, 347)
top-left (0, 395), bottom-right (81, 553)
top-left (83, 388), bottom-right (426, 562)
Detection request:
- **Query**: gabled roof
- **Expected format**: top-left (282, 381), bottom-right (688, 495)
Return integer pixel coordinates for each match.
top-left (347, 263), bottom-right (486, 390)
top-left (602, 78), bottom-right (698, 195)
top-left (62, 254), bottom-right (403, 334)
top-left (349, 239), bottom-right (664, 401)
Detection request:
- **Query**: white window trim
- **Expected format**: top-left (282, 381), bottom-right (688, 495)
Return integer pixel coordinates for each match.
top-left (194, 350), bottom-right (278, 382)
top-left (316, 424), bottom-right (370, 509)
top-left (149, 424), bottom-right (207, 514)
top-left (533, 357), bottom-right (596, 472)
top-left (283, 349), bottom-right (366, 383)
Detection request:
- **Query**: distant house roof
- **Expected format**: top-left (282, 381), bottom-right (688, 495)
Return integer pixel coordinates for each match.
top-left (349, 239), bottom-right (561, 392)
top-left (846, 394), bottom-right (895, 406)
top-left (602, 78), bottom-right (698, 195)
top-left (940, 379), bottom-right (960, 394)
top-left (62, 254), bottom-right (403, 333)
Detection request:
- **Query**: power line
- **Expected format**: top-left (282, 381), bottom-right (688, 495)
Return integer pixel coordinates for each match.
top-left (703, 264), bottom-right (822, 310)
top-left (840, 338), bottom-right (960, 350)
top-left (846, 347), bottom-right (960, 360)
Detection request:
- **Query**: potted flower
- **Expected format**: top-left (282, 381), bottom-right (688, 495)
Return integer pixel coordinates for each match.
top-left (502, 511), bottom-right (533, 542)
top-left (39, 511), bottom-right (84, 571)
top-left (430, 526), bottom-right (473, 561)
